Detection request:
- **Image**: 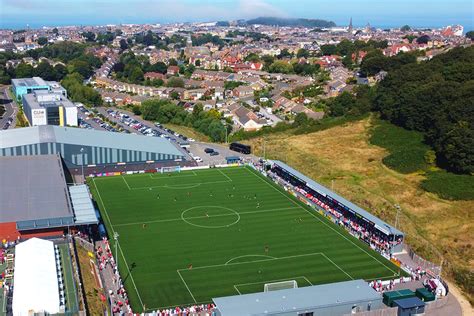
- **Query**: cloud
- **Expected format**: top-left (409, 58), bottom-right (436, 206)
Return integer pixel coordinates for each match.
top-left (237, 0), bottom-right (287, 18)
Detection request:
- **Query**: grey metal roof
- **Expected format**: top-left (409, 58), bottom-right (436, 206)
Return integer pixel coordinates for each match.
top-left (271, 160), bottom-right (403, 236)
top-left (0, 126), bottom-right (184, 157)
top-left (213, 279), bottom-right (381, 316)
top-left (0, 154), bottom-right (73, 223)
top-left (69, 184), bottom-right (98, 225)
top-left (11, 77), bottom-right (48, 87)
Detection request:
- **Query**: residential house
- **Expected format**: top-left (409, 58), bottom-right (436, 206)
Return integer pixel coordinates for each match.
top-left (230, 105), bottom-right (265, 131)
top-left (233, 86), bottom-right (254, 98)
top-left (167, 65), bottom-right (180, 75)
top-left (144, 72), bottom-right (166, 81)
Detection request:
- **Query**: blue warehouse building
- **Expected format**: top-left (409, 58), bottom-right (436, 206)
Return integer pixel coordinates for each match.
top-left (11, 77), bottom-right (51, 100)
top-left (0, 125), bottom-right (186, 170)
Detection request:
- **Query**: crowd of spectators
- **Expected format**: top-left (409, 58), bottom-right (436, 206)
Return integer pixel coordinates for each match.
top-left (96, 237), bottom-right (133, 315)
top-left (146, 304), bottom-right (216, 315)
top-left (268, 166), bottom-right (403, 258)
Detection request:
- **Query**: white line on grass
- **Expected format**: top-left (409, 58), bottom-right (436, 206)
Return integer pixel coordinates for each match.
top-left (122, 176), bottom-right (131, 190)
top-left (149, 171), bottom-right (198, 179)
top-left (225, 254), bottom-right (277, 265)
top-left (92, 178), bottom-right (146, 311)
top-left (320, 252), bottom-right (354, 280)
top-left (177, 252), bottom-right (324, 271)
top-left (217, 168), bottom-right (233, 182)
top-left (243, 167), bottom-right (398, 275)
top-left (113, 206), bottom-right (301, 227)
top-left (177, 270), bottom-right (197, 303)
top-left (233, 285), bottom-right (242, 295)
top-left (130, 179), bottom-right (232, 190)
top-left (235, 276), bottom-right (312, 288)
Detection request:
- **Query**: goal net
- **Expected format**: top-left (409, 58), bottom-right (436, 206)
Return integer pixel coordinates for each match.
top-left (264, 280), bottom-right (298, 292)
top-left (160, 166), bottom-right (181, 174)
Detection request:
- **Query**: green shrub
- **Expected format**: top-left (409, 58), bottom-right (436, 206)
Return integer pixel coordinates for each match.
top-left (421, 170), bottom-right (474, 200)
top-left (370, 119), bottom-right (431, 173)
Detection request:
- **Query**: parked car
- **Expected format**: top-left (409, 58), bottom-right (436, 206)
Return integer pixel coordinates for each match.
top-left (204, 148), bottom-right (214, 154)
top-left (210, 151), bottom-right (219, 156)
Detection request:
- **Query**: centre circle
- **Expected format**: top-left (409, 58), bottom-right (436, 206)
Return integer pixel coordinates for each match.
top-left (181, 206), bottom-right (240, 228)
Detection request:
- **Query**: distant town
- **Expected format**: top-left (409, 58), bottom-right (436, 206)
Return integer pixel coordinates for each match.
top-left (0, 19), bottom-right (470, 134)
top-left (0, 15), bottom-right (472, 316)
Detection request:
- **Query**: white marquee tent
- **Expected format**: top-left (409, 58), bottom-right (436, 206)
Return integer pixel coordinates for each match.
top-left (12, 238), bottom-right (61, 316)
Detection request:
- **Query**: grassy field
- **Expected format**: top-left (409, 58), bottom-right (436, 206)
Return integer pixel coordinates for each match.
top-left (90, 166), bottom-right (402, 311)
top-left (244, 116), bottom-right (474, 305)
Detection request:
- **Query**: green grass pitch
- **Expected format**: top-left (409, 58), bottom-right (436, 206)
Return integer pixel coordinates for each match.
top-left (89, 166), bottom-right (403, 312)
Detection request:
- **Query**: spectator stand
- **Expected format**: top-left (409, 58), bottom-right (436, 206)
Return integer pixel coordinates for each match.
top-left (267, 160), bottom-right (404, 258)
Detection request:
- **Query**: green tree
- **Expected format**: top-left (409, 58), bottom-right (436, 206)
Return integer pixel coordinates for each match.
top-left (244, 53), bottom-right (261, 62)
top-left (465, 31), bottom-right (474, 40)
top-left (296, 48), bottom-right (309, 58)
top-left (320, 44), bottom-right (337, 56)
top-left (169, 58), bottom-right (178, 66)
top-left (166, 77), bottom-right (185, 88)
top-left (37, 37), bottom-right (48, 45)
top-left (54, 64), bottom-right (68, 81)
top-left (293, 112), bottom-right (309, 126)
top-left (269, 61), bottom-right (293, 74)
top-left (68, 59), bottom-right (93, 78)
top-left (82, 31), bottom-right (96, 42)
top-left (33, 62), bottom-right (56, 80)
top-left (129, 67), bottom-right (144, 83)
top-left (15, 63), bottom-right (34, 78)
top-left (119, 39), bottom-right (128, 50)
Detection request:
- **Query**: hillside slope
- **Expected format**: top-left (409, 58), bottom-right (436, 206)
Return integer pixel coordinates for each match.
top-left (245, 117), bottom-right (473, 305)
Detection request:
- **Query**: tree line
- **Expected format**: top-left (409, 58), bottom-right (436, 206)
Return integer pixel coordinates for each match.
top-left (140, 99), bottom-right (231, 142)
top-left (373, 46), bottom-right (474, 174)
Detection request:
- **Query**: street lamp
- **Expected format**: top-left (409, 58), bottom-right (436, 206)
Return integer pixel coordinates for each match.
top-left (80, 147), bottom-right (85, 183)
top-left (113, 232), bottom-right (119, 271)
top-left (221, 119), bottom-right (228, 144)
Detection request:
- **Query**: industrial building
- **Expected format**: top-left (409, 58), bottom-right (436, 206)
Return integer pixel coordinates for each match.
top-left (12, 77), bottom-right (67, 100)
top-left (0, 125), bottom-right (187, 173)
top-left (11, 77), bottom-right (50, 100)
top-left (0, 154), bottom-right (98, 240)
top-left (23, 90), bottom-right (78, 126)
top-left (213, 279), bottom-right (383, 316)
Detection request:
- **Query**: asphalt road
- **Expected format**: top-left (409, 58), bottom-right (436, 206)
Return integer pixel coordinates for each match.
top-left (0, 86), bottom-right (17, 130)
top-left (190, 142), bottom-right (258, 166)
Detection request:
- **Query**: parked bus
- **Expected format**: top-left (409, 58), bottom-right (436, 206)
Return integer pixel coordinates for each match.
top-left (229, 142), bottom-right (251, 154)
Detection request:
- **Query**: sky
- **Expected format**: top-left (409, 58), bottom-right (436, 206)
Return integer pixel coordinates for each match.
top-left (0, 0), bottom-right (473, 30)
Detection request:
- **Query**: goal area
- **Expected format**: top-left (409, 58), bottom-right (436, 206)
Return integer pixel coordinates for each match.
top-left (160, 166), bottom-right (181, 174)
top-left (264, 280), bottom-right (298, 292)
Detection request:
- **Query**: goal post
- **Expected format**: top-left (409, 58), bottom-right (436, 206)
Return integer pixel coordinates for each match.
top-left (264, 280), bottom-right (298, 292)
top-left (160, 166), bottom-right (181, 174)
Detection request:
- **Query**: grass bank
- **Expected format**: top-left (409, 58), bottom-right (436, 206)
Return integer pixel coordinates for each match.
top-left (244, 116), bottom-right (473, 305)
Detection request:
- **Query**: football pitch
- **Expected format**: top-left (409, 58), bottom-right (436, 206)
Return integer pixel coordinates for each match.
top-left (90, 166), bottom-right (402, 311)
